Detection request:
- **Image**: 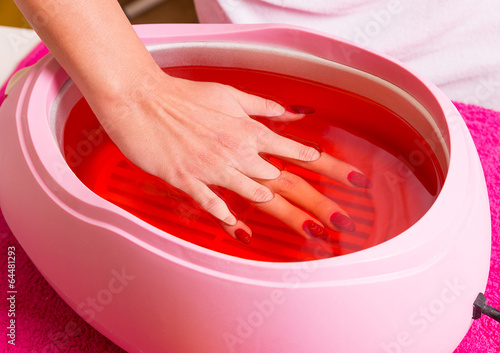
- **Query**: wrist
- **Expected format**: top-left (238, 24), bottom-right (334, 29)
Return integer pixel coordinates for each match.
top-left (85, 64), bottom-right (171, 129)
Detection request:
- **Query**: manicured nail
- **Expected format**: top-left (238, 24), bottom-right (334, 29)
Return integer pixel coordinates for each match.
top-left (286, 105), bottom-right (316, 114)
top-left (235, 228), bottom-right (251, 244)
top-left (302, 220), bottom-right (329, 239)
top-left (347, 171), bottom-right (373, 189)
top-left (330, 212), bottom-right (356, 232)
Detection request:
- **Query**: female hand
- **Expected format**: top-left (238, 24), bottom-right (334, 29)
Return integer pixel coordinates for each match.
top-left (91, 69), bottom-right (317, 220)
top-left (220, 153), bottom-right (373, 244)
top-left (90, 69), bottom-right (372, 244)
top-left (13, 0), bottom-right (371, 244)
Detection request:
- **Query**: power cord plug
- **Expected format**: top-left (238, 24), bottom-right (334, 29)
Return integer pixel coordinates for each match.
top-left (473, 293), bottom-right (500, 323)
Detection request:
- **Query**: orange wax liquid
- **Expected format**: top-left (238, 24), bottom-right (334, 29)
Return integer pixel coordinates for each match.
top-left (63, 66), bottom-right (444, 262)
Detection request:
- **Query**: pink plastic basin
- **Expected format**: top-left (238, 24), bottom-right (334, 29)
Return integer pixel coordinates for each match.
top-left (0, 24), bottom-right (491, 353)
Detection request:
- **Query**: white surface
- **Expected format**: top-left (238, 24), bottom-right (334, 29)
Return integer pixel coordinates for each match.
top-left (195, 0), bottom-right (500, 111)
top-left (0, 26), bottom-right (41, 87)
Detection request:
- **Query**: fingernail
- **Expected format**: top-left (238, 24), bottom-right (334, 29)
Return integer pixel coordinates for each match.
top-left (347, 171), bottom-right (373, 189)
top-left (302, 220), bottom-right (329, 239)
top-left (330, 212), bottom-right (356, 232)
top-left (235, 228), bottom-right (251, 244)
top-left (286, 105), bottom-right (316, 114)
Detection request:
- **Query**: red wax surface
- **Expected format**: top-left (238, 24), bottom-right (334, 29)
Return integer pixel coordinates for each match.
top-left (63, 66), bottom-right (444, 262)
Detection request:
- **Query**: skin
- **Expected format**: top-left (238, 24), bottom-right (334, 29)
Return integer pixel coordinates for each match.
top-left (14, 0), bottom-right (371, 242)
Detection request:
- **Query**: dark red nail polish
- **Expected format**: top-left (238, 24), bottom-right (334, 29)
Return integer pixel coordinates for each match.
top-left (347, 171), bottom-right (373, 189)
top-left (330, 212), bottom-right (356, 232)
top-left (302, 220), bottom-right (329, 239)
top-left (235, 228), bottom-right (251, 244)
top-left (287, 105), bottom-right (316, 114)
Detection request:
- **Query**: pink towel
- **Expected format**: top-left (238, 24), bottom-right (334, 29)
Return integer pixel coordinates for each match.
top-left (1, 44), bottom-right (498, 353)
top-left (0, 42), bottom-right (49, 107)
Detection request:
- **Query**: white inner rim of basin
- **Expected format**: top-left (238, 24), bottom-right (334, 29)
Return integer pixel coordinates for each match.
top-left (50, 42), bottom-right (449, 173)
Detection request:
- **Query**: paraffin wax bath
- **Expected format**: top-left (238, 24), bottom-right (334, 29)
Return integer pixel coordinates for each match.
top-left (63, 66), bottom-right (443, 262)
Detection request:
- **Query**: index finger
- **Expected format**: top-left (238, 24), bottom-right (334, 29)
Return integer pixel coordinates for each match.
top-left (283, 152), bottom-right (373, 189)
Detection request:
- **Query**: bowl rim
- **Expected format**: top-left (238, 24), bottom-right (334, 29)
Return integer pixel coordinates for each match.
top-left (13, 24), bottom-right (482, 284)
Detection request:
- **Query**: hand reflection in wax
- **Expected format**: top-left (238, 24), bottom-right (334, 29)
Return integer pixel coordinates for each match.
top-left (95, 74), bottom-right (372, 244)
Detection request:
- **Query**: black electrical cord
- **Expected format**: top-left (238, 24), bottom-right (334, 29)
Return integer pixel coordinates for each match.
top-left (473, 293), bottom-right (500, 323)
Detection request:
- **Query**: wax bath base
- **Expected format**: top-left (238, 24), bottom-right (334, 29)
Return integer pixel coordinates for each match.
top-left (63, 66), bottom-right (444, 262)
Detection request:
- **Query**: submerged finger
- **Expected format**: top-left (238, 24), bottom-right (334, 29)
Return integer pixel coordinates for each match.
top-left (219, 169), bottom-right (275, 203)
top-left (284, 152), bottom-right (373, 189)
top-left (261, 132), bottom-right (321, 162)
top-left (254, 194), bottom-right (329, 239)
top-left (259, 171), bottom-right (355, 232)
top-left (220, 220), bottom-right (253, 244)
top-left (180, 178), bottom-right (237, 225)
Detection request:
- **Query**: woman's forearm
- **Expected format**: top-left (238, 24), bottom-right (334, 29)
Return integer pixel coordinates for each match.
top-left (11, 1), bottom-right (370, 242)
top-left (14, 0), bottom-right (162, 104)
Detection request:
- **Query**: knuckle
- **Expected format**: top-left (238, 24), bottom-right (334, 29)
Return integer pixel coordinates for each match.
top-left (236, 144), bottom-right (257, 165)
top-left (199, 195), bottom-right (222, 214)
top-left (216, 134), bottom-right (241, 151)
top-left (210, 164), bottom-right (234, 185)
top-left (195, 150), bottom-right (218, 168)
top-left (166, 169), bottom-right (190, 187)
top-left (256, 127), bottom-right (272, 145)
top-left (241, 120), bottom-right (269, 143)
top-left (241, 120), bottom-right (259, 134)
